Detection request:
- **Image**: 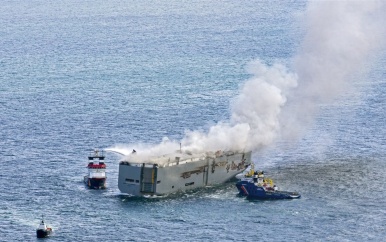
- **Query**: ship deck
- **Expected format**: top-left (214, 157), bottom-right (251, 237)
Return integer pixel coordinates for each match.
top-left (121, 150), bottom-right (240, 167)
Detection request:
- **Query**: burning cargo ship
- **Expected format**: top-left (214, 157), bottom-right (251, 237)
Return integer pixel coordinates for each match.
top-left (117, 150), bottom-right (252, 196)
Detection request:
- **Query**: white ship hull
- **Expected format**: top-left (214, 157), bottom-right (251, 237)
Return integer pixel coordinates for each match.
top-left (118, 151), bottom-right (252, 196)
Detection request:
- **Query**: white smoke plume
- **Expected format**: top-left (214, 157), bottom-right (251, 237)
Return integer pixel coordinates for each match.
top-left (285, 0), bottom-right (386, 136)
top-left (109, 1), bottom-right (386, 161)
top-left (106, 137), bottom-right (181, 162)
top-left (181, 60), bottom-right (297, 153)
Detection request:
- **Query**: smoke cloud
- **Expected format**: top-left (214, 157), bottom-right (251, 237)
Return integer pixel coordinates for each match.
top-left (109, 1), bottom-right (386, 161)
top-left (181, 60), bottom-right (297, 153)
top-left (286, 0), bottom-right (386, 135)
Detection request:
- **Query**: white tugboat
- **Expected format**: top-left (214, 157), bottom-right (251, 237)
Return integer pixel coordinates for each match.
top-left (36, 216), bottom-right (52, 238)
top-left (84, 149), bottom-right (107, 189)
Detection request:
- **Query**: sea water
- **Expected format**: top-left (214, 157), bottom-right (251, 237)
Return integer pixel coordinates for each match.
top-left (1, 0), bottom-right (385, 241)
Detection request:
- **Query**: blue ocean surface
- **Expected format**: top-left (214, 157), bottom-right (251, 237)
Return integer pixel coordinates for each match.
top-left (1, 0), bottom-right (385, 241)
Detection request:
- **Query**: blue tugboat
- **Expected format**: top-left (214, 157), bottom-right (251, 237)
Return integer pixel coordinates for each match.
top-left (236, 165), bottom-right (300, 199)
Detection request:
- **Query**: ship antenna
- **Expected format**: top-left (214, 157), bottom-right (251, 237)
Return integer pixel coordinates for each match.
top-left (180, 143), bottom-right (182, 153)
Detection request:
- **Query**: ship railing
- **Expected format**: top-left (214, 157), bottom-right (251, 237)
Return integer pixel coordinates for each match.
top-left (120, 154), bottom-right (209, 167)
top-left (88, 149), bottom-right (105, 160)
top-left (164, 156), bottom-right (205, 167)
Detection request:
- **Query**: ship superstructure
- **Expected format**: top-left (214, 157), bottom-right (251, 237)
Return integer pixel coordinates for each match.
top-left (84, 149), bottom-right (106, 189)
top-left (118, 150), bottom-right (252, 196)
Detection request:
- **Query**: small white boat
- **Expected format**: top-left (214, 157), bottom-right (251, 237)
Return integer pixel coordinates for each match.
top-left (36, 216), bottom-right (52, 238)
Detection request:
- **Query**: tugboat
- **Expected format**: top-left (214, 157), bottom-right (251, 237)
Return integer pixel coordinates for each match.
top-left (236, 165), bottom-right (300, 199)
top-left (84, 149), bottom-right (106, 189)
top-left (36, 216), bottom-right (52, 238)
